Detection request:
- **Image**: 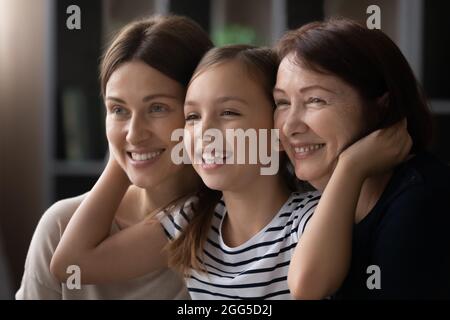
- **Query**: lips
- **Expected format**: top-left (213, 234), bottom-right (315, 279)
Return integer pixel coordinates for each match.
top-left (192, 147), bottom-right (233, 165)
top-left (290, 143), bottom-right (325, 159)
top-left (201, 151), bottom-right (232, 164)
top-left (126, 149), bottom-right (165, 162)
top-left (294, 144), bottom-right (325, 154)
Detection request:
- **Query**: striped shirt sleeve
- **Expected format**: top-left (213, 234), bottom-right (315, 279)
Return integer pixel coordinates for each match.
top-left (291, 191), bottom-right (321, 239)
top-left (156, 196), bottom-right (198, 240)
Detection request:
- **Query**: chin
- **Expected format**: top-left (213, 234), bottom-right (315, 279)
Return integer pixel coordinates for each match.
top-left (129, 179), bottom-right (150, 189)
top-left (201, 177), bottom-right (229, 192)
top-left (297, 168), bottom-right (332, 190)
top-left (128, 175), bottom-right (160, 189)
top-left (294, 171), bottom-right (309, 182)
top-left (294, 167), bottom-right (319, 183)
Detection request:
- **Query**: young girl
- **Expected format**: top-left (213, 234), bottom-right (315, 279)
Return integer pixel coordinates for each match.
top-left (17, 15), bottom-right (212, 299)
top-left (51, 45), bottom-right (410, 299)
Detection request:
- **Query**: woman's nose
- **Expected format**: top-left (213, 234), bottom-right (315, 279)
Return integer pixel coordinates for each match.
top-left (126, 115), bottom-right (151, 145)
top-left (283, 106), bottom-right (309, 138)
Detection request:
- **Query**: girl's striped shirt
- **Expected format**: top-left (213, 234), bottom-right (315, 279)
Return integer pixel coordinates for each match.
top-left (158, 191), bottom-right (321, 300)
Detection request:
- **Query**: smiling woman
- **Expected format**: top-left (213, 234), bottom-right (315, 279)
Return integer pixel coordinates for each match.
top-left (274, 18), bottom-right (450, 299)
top-left (104, 60), bottom-right (187, 189)
top-left (274, 58), bottom-right (370, 189)
top-left (17, 14), bottom-right (212, 299)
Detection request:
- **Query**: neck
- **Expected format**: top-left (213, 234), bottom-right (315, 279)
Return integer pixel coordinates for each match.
top-left (141, 166), bottom-right (201, 217)
top-left (310, 164), bottom-right (394, 224)
top-left (116, 166), bottom-right (200, 228)
top-left (222, 174), bottom-right (291, 247)
top-left (354, 171), bottom-right (393, 223)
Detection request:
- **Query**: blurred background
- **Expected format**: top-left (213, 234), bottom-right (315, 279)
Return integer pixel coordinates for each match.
top-left (0, 0), bottom-right (449, 299)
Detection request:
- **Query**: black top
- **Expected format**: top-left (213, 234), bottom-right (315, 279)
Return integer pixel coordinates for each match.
top-left (334, 152), bottom-right (450, 299)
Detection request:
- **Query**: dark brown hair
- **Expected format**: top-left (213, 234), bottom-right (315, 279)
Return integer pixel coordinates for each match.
top-left (167, 45), bottom-right (283, 275)
top-left (276, 18), bottom-right (433, 153)
top-left (100, 15), bottom-right (213, 96)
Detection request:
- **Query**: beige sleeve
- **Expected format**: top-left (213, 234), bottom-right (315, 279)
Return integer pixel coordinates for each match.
top-left (15, 194), bottom-right (87, 300)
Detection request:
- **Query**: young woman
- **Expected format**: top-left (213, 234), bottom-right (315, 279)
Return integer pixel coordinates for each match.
top-left (17, 15), bottom-right (212, 299)
top-left (274, 18), bottom-right (450, 299)
top-left (50, 45), bottom-right (410, 299)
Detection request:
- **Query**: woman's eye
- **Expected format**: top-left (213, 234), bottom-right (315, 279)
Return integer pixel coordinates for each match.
top-left (221, 110), bottom-right (240, 116)
top-left (306, 97), bottom-right (326, 106)
top-left (111, 106), bottom-right (127, 115)
top-left (149, 104), bottom-right (168, 113)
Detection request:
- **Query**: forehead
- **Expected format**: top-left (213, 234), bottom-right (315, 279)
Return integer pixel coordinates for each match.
top-left (276, 54), bottom-right (347, 94)
top-left (106, 60), bottom-right (182, 96)
top-left (188, 60), bottom-right (262, 97)
top-left (193, 61), bottom-right (249, 84)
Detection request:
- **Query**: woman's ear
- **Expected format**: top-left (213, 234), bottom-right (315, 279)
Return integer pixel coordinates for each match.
top-left (373, 92), bottom-right (390, 129)
top-left (377, 92), bottom-right (389, 109)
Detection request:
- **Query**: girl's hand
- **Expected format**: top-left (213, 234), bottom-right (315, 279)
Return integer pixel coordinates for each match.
top-left (106, 145), bottom-right (131, 186)
top-left (339, 119), bottom-right (412, 179)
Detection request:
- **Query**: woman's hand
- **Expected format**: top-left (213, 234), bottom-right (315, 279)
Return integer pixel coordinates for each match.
top-left (339, 119), bottom-right (412, 179)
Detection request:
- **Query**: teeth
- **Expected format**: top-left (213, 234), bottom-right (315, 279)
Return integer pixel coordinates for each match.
top-left (294, 144), bottom-right (324, 154)
top-left (130, 151), bottom-right (163, 161)
top-left (202, 151), bottom-right (227, 164)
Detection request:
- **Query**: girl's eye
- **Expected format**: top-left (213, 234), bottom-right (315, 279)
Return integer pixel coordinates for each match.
top-left (185, 113), bottom-right (199, 122)
top-left (275, 99), bottom-right (290, 108)
top-left (306, 97), bottom-right (327, 106)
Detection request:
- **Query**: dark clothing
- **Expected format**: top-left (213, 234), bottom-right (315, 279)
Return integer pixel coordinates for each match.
top-left (334, 152), bottom-right (450, 299)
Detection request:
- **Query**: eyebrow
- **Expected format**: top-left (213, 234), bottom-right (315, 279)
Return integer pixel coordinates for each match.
top-left (273, 87), bottom-right (286, 94)
top-left (216, 96), bottom-right (248, 105)
top-left (273, 85), bottom-right (336, 95)
top-left (185, 96), bottom-right (249, 107)
top-left (105, 94), bottom-right (180, 104)
top-left (299, 85), bottom-right (336, 94)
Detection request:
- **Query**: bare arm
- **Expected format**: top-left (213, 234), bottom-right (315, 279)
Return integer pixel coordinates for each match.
top-left (50, 158), bottom-right (169, 284)
top-left (288, 160), bottom-right (364, 299)
top-left (288, 119), bottom-right (412, 299)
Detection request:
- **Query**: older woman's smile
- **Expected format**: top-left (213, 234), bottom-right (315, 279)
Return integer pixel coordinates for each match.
top-left (274, 54), bottom-right (367, 190)
top-left (292, 143), bottom-right (326, 159)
